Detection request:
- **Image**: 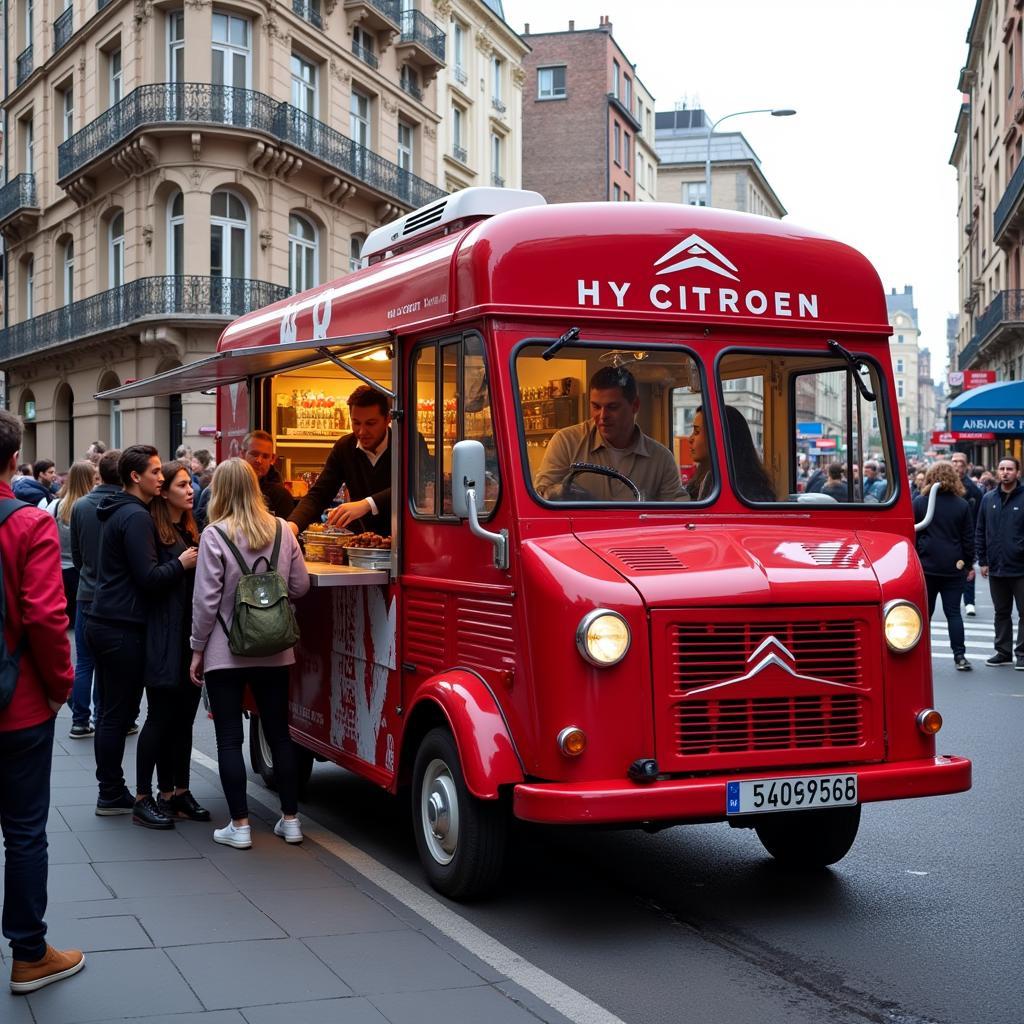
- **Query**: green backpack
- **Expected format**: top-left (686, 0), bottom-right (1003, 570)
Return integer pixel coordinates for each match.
top-left (215, 521), bottom-right (300, 657)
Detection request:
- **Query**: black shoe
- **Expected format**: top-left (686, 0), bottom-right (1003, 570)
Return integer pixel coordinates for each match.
top-left (125, 722), bottom-right (139, 736)
top-left (954, 656), bottom-right (972, 671)
top-left (986, 653), bottom-right (1013, 666)
top-left (95, 788), bottom-right (135, 816)
top-left (132, 795), bottom-right (175, 830)
top-left (1016, 658), bottom-right (1024, 671)
top-left (158, 791), bottom-right (211, 822)
top-left (69, 723), bottom-right (94, 738)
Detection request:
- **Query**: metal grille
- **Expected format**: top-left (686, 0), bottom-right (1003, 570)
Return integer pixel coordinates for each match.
top-left (292, 0), bottom-right (323, 29)
top-left (16, 46), bottom-right (32, 87)
top-left (54, 7), bottom-right (73, 52)
top-left (670, 619), bottom-right (863, 691)
top-left (799, 542), bottom-right (862, 567)
top-left (608, 546), bottom-right (685, 572)
top-left (0, 174), bottom-right (38, 223)
top-left (676, 695), bottom-right (864, 755)
top-left (352, 42), bottom-right (378, 69)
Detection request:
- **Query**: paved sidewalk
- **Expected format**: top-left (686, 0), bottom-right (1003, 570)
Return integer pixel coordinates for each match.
top-left (1, 717), bottom-right (574, 1024)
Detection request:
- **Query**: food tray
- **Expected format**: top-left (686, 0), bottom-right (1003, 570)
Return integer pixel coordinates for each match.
top-left (344, 546), bottom-right (392, 570)
top-left (302, 529), bottom-right (352, 565)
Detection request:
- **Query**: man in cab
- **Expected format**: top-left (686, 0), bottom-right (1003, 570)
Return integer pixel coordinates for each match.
top-left (287, 385), bottom-right (391, 537)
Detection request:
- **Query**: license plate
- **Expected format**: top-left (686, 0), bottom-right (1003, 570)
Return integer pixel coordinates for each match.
top-left (726, 773), bottom-right (858, 815)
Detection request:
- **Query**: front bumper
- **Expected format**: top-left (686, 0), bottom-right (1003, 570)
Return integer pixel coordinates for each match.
top-left (512, 755), bottom-right (972, 825)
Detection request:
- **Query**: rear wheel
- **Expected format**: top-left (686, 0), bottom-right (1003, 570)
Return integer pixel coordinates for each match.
top-left (248, 717), bottom-right (314, 792)
top-left (754, 804), bottom-right (861, 867)
top-left (412, 727), bottom-right (507, 900)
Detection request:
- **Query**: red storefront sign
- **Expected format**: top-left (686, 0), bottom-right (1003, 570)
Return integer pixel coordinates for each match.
top-left (947, 370), bottom-right (997, 390)
top-left (931, 431), bottom-right (997, 445)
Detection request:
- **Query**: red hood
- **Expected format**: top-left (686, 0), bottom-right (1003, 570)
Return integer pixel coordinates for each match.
top-left (573, 523), bottom-right (910, 607)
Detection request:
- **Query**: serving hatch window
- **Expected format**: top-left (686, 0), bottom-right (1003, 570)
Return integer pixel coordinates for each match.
top-left (515, 343), bottom-right (700, 505)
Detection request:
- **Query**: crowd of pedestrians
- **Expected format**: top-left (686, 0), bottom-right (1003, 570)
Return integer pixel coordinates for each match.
top-left (1, 427), bottom-right (309, 997)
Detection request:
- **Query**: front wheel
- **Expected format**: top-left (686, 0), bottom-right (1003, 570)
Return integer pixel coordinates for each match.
top-left (754, 804), bottom-right (861, 867)
top-left (248, 717), bottom-right (314, 792)
top-left (412, 727), bottom-right (508, 900)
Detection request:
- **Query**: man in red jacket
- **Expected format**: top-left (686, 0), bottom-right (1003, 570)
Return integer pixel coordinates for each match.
top-left (0, 410), bottom-right (84, 994)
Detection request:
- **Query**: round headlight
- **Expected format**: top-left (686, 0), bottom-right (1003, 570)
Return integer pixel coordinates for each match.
top-left (576, 610), bottom-right (631, 667)
top-left (884, 600), bottom-right (923, 652)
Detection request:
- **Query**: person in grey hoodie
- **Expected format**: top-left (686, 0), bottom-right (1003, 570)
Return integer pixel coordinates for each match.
top-left (68, 450), bottom-right (121, 736)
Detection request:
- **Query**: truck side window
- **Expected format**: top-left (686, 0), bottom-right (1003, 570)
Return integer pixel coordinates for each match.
top-left (412, 345), bottom-right (436, 515)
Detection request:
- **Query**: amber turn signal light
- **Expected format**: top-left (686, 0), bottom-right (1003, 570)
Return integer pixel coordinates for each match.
top-left (557, 727), bottom-right (587, 757)
top-left (916, 709), bottom-right (943, 735)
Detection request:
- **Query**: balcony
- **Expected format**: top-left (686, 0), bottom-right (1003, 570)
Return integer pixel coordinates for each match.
top-left (0, 276), bottom-right (289, 364)
top-left (396, 9), bottom-right (445, 80)
top-left (16, 46), bottom-right (33, 87)
top-left (995, 156), bottom-right (1024, 246)
top-left (400, 75), bottom-right (422, 102)
top-left (292, 0), bottom-right (323, 29)
top-left (344, 0), bottom-right (399, 37)
top-left (0, 174), bottom-right (40, 239)
top-left (58, 82), bottom-right (445, 210)
top-left (54, 7), bottom-right (74, 51)
top-left (352, 41), bottom-right (379, 69)
top-left (959, 289), bottom-right (1024, 369)
top-left (451, 144), bottom-right (467, 164)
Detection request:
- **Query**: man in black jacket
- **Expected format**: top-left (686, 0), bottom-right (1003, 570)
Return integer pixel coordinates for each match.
top-left (976, 456), bottom-right (1024, 669)
top-left (287, 385), bottom-right (391, 537)
top-left (951, 452), bottom-right (983, 616)
top-left (85, 446), bottom-right (197, 822)
top-left (198, 431), bottom-right (294, 528)
top-left (67, 449), bottom-right (121, 737)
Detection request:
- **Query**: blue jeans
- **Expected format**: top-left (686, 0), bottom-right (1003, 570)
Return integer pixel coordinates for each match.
top-left (927, 575), bottom-right (966, 658)
top-left (70, 602), bottom-right (98, 727)
top-left (0, 717), bottom-right (54, 962)
top-left (962, 574), bottom-right (976, 607)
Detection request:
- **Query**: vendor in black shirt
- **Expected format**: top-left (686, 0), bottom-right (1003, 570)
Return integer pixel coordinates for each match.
top-left (287, 385), bottom-right (391, 537)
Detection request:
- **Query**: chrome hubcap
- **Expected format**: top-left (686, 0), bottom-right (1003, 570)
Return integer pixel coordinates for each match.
top-left (421, 758), bottom-right (459, 865)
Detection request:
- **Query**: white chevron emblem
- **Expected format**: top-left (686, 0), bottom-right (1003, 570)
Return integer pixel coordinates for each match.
top-left (653, 233), bottom-right (740, 281)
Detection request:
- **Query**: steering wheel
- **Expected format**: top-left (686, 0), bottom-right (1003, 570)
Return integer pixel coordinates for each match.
top-left (561, 461), bottom-right (642, 501)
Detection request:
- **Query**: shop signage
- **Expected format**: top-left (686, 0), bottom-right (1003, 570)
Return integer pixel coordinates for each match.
top-left (948, 370), bottom-right (997, 389)
top-left (814, 437), bottom-right (837, 450)
top-left (797, 422), bottom-right (823, 437)
top-left (950, 415), bottom-right (1024, 433)
top-left (931, 431), bottom-right (996, 444)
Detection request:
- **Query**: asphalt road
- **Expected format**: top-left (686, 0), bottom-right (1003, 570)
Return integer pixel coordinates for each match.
top-left (190, 588), bottom-right (1021, 1024)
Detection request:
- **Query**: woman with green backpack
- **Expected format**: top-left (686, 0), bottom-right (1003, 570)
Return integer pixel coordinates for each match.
top-left (189, 458), bottom-right (309, 849)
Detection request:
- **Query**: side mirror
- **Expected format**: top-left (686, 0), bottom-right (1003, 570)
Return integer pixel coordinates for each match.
top-left (451, 440), bottom-right (509, 570)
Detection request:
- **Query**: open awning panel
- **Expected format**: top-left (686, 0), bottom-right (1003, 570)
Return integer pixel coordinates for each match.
top-left (94, 333), bottom-right (391, 400)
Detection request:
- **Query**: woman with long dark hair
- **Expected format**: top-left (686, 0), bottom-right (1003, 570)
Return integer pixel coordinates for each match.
top-left (132, 461), bottom-right (208, 827)
top-left (687, 405), bottom-right (775, 501)
top-left (914, 460), bottom-right (974, 671)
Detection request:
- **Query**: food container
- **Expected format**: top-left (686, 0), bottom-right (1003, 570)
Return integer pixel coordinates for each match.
top-left (302, 528), bottom-right (351, 564)
top-left (345, 546), bottom-right (392, 570)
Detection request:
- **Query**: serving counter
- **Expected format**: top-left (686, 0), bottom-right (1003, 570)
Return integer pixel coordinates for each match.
top-left (304, 562), bottom-right (390, 587)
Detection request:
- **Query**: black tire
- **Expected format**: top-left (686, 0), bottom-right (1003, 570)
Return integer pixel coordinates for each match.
top-left (412, 726), bottom-right (508, 900)
top-left (754, 804), bottom-right (861, 867)
top-left (248, 717), bottom-right (314, 792)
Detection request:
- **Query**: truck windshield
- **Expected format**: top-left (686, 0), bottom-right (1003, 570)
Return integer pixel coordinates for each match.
top-left (515, 343), bottom-right (897, 507)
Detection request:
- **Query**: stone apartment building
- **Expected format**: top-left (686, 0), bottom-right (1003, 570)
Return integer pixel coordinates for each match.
top-left (885, 286), bottom-right (923, 444)
top-left (432, 0), bottom-right (527, 193)
top-left (952, 0), bottom-right (1024, 382)
top-left (0, 0), bottom-right (461, 465)
top-left (520, 16), bottom-right (655, 204)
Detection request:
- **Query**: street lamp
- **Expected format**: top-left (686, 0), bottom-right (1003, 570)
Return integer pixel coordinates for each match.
top-left (704, 107), bottom-right (796, 209)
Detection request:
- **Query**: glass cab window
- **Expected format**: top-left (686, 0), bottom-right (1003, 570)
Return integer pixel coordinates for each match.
top-left (713, 350), bottom-right (896, 505)
top-left (516, 343), bottom-right (697, 504)
top-left (412, 334), bottom-right (498, 518)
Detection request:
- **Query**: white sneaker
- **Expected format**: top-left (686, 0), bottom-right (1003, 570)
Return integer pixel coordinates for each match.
top-left (213, 821), bottom-right (252, 849)
top-left (274, 816), bottom-right (303, 844)
top-left (965, 604), bottom-right (976, 616)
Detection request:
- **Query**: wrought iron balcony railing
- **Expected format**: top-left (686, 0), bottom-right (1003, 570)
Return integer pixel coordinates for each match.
top-left (400, 10), bottom-right (446, 62)
top-left (451, 144), bottom-right (467, 164)
top-left (492, 97), bottom-right (506, 114)
top-left (54, 7), bottom-right (74, 51)
top-left (454, 65), bottom-right (468, 86)
top-left (491, 173), bottom-right (504, 188)
top-left (961, 289), bottom-right (1024, 368)
top-left (995, 156), bottom-right (1024, 242)
top-left (352, 41), bottom-right (378, 69)
top-left (16, 46), bottom-right (33, 87)
top-left (0, 174), bottom-right (38, 223)
top-left (292, 0), bottom-right (323, 30)
top-left (345, 0), bottom-right (399, 24)
top-left (400, 77), bottom-right (422, 102)
top-left (58, 82), bottom-right (445, 209)
top-left (0, 276), bottom-right (289, 363)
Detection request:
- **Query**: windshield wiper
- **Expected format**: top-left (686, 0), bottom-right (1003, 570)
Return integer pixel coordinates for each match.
top-left (542, 326), bottom-right (580, 361)
top-left (827, 338), bottom-right (876, 402)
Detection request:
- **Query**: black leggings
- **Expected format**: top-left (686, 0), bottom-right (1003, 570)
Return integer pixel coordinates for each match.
top-left (135, 682), bottom-right (203, 796)
top-left (205, 666), bottom-right (297, 820)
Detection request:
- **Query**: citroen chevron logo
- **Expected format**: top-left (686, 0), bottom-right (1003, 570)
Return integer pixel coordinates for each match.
top-left (653, 233), bottom-right (740, 281)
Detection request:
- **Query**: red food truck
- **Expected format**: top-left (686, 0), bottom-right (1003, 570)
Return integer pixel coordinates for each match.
top-left (103, 189), bottom-right (971, 898)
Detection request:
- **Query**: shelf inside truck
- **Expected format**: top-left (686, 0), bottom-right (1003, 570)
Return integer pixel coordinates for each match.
top-left (304, 562), bottom-right (389, 587)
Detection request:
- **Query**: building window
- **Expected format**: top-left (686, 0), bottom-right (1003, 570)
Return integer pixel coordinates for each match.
top-left (623, 75), bottom-right (631, 110)
top-left (24, 256), bottom-right (34, 319)
top-left (612, 59), bottom-right (620, 99)
top-left (288, 213), bottom-right (318, 294)
top-left (492, 55), bottom-right (502, 103)
top-left (24, 0), bottom-right (33, 47)
top-left (290, 53), bottom-right (317, 116)
top-left (623, 191), bottom-right (630, 201)
top-left (897, 379), bottom-right (905, 399)
top-left (109, 47), bottom-right (123, 106)
top-left (352, 26), bottom-right (375, 67)
top-left (490, 131), bottom-right (503, 185)
top-left (109, 211), bottom-right (125, 289)
top-left (23, 117), bottom-right (34, 175)
top-left (537, 65), bottom-right (566, 99)
top-left (397, 119), bottom-right (414, 171)
top-left (896, 357), bottom-right (904, 373)
top-left (211, 11), bottom-right (251, 88)
top-left (451, 103), bottom-right (465, 161)
top-left (623, 132), bottom-right (630, 173)
top-left (168, 191), bottom-right (184, 275)
top-left (684, 181), bottom-right (706, 206)
top-left (349, 234), bottom-right (365, 272)
top-left (210, 189), bottom-right (249, 304)
top-left (897, 334), bottom-right (904, 343)
top-left (349, 88), bottom-right (371, 148)
top-left (453, 19), bottom-right (466, 82)
top-left (613, 122), bottom-right (621, 164)
top-left (60, 82), bottom-right (73, 141)
top-left (62, 239), bottom-right (74, 306)
top-left (167, 11), bottom-right (184, 83)
top-left (613, 184), bottom-right (621, 201)
top-left (400, 64), bottom-right (420, 100)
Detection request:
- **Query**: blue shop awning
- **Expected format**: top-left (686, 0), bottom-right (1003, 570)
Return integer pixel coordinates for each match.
top-left (948, 380), bottom-right (1024, 433)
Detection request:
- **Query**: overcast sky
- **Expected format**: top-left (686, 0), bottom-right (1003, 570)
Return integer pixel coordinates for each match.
top-left (508, 0), bottom-right (976, 383)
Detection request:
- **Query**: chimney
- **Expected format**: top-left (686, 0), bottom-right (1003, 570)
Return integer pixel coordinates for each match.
top-left (524, 22), bottom-right (529, 33)
top-left (568, 19), bottom-right (574, 30)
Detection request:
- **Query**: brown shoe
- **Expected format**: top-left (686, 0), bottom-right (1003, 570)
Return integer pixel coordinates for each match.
top-left (10, 944), bottom-right (85, 994)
